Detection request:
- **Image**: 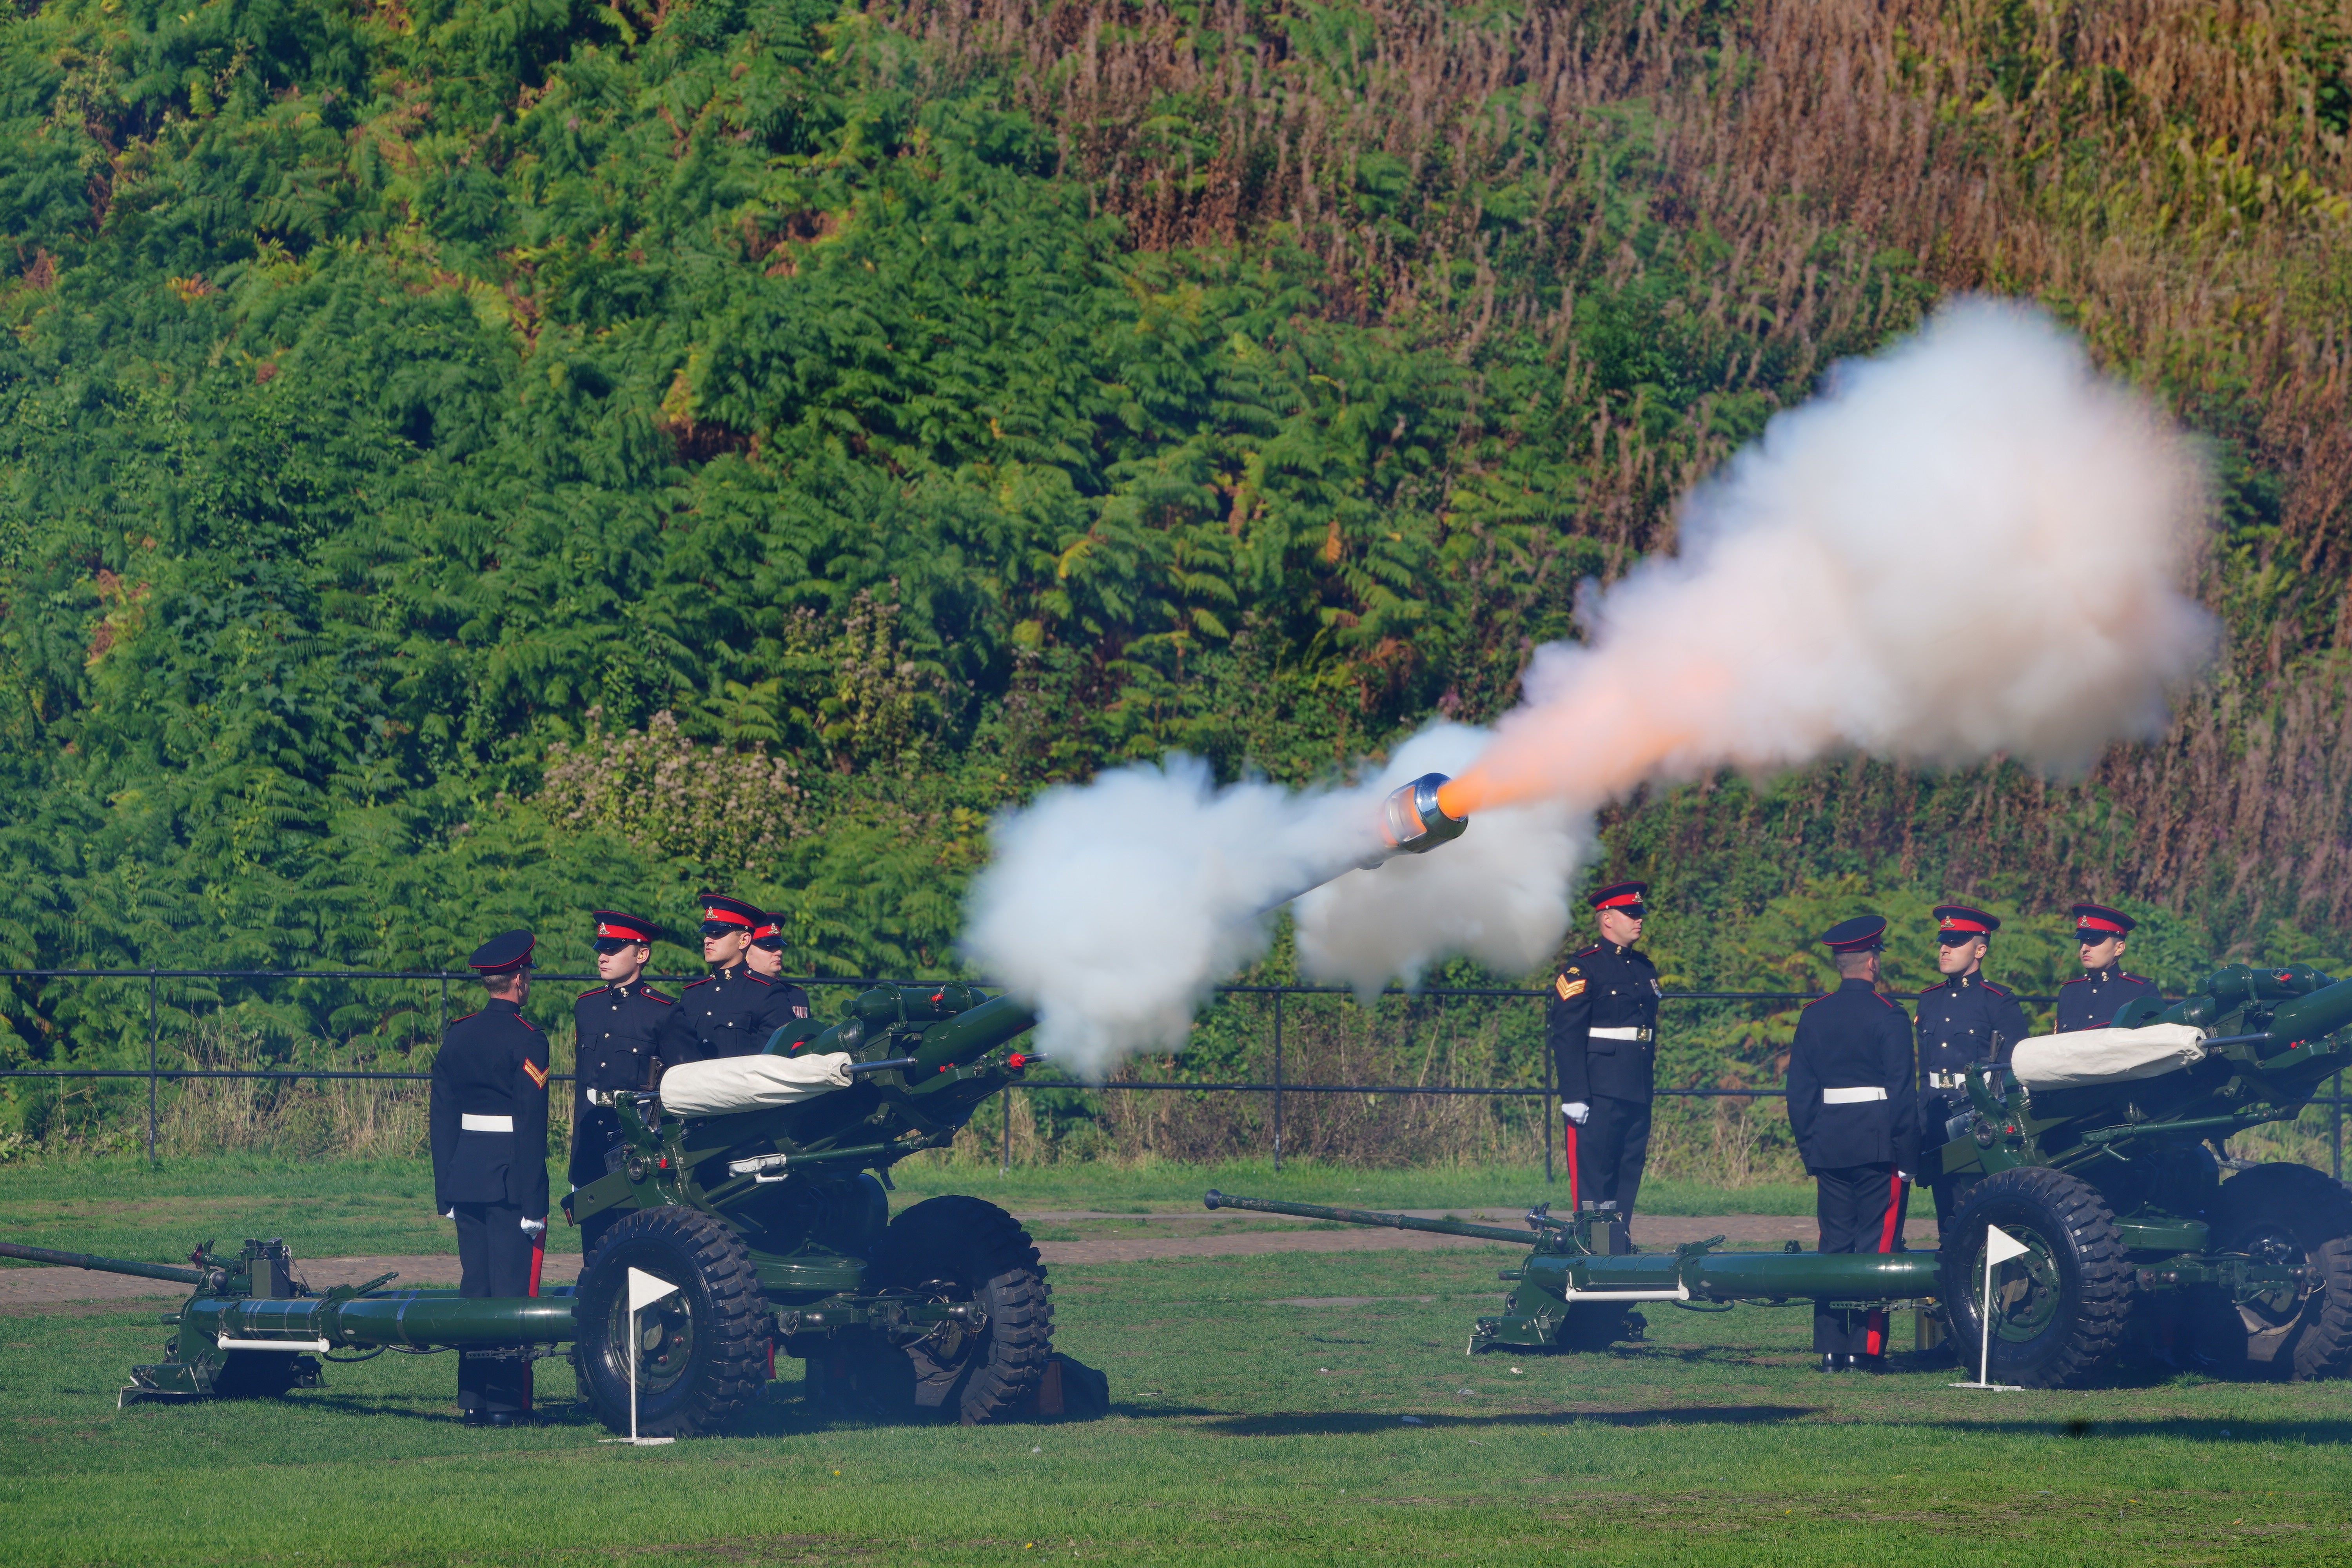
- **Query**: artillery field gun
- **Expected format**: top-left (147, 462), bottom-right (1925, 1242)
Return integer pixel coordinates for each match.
top-left (1211, 960), bottom-right (2352, 1389)
top-left (0, 773), bottom-right (1472, 1437)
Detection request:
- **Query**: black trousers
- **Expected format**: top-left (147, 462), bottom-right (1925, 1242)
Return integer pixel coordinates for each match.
top-left (454, 1200), bottom-right (535, 1414)
top-left (1572, 1096), bottom-right (1651, 1218)
top-left (1811, 1164), bottom-right (1906, 1356)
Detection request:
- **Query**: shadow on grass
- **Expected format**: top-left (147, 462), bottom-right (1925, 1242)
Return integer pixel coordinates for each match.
top-left (1914, 1415), bottom-right (2352, 1444)
top-left (1199, 1405), bottom-right (1817, 1436)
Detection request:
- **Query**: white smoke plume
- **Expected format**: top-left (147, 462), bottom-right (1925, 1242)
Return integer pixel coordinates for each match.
top-left (959, 756), bottom-right (1392, 1074)
top-left (963, 298), bottom-right (2215, 1077)
top-left (1292, 726), bottom-right (1589, 999)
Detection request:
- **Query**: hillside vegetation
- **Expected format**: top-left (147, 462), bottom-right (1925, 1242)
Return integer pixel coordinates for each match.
top-left (1, 0), bottom-right (2349, 1145)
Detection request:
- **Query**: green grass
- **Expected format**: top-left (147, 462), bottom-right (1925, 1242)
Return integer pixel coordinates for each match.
top-left (0, 1243), bottom-right (2346, 1564)
top-left (0, 1155), bottom-right (1813, 1267)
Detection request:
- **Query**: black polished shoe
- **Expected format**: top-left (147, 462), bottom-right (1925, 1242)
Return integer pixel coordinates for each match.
top-left (1854, 1354), bottom-right (1887, 1375)
top-left (462, 1411), bottom-right (517, 1429)
top-left (1817, 1353), bottom-right (1843, 1374)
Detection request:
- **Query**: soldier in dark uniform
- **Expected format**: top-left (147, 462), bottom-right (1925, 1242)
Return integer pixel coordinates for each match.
top-left (429, 929), bottom-right (551, 1426)
top-left (681, 893), bottom-right (800, 1059)
top-left (1787, 915), bottom-right (1919, 1373)
top-left (1914, 904), bottom-right (2031, 1227)
top-left (1550, 880), bottom-right (1663, 1228)
top-left (742, 911), bottom-right (814, 1024)
top-left (570, 910), bottom-right (697, 1259)
top-left (2055, 902), bottom-right (2158, 1031)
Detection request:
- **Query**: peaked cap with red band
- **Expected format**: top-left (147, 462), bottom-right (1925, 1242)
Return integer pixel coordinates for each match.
top-left (1587, 880), bottom-right (1648, 912)
top-left (751, 913), bottom-right (784, 943)
top-left (699, 892), bottom-right (762, 929)
top-left (1819, 914), bottom-right (1887, 953)
top-left (2071, 902), bottom-right (2136, 940)
top-left (468, 929), bottom-right (537, 974)
top-left (1933, 904), bottom-right (2000, 938)
top-left (591, 909), bottom-right (660, 944)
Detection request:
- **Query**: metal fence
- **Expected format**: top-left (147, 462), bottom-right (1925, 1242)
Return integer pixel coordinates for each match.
top-left (1, 967), bottom-right (2342, 1182)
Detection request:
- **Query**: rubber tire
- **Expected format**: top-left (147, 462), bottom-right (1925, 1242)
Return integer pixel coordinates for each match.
top-left (852, 1195), bottom-right (1053, 1425)
top-left (2195, 1163), bottom-right (2352, 1381)
top-left (575, 1206), bottom-right (769, 1437)
top-left (1938, 1165), bottom-right (2133, 1389)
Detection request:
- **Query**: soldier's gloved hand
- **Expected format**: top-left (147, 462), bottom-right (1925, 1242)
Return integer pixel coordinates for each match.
top-left (520, 1217), bottom-right (547, 1236)
top-left (440, 1207), bottom-right (455, 1220)
top-left (1562, 1101), bottom-right (1591, 1125)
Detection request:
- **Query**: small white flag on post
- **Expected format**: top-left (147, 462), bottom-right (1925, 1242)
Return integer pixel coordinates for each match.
top-left (1951, 1224), bottom-right (2030, 1392)
top-left (630, 1267), bottom-right (681, 1315)
top-left (625, 1268), bottom-right (681, 1445)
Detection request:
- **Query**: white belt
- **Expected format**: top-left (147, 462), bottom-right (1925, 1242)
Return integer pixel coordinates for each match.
top-left (1926, 1072), bottom-right (1965, 1090)
top-left (1589, 1027), bottom-right (1654, 1042)
top-left (461, 1114), bottom-right (515, 1132)
top-left (1821, 1087), bottom-right (1887, 1105)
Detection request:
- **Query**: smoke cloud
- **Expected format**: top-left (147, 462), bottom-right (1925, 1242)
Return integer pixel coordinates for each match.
top-left (1293, 726), bottom-right (1589, 999)
top-left (964, 299), bottom-right (2215, 1077)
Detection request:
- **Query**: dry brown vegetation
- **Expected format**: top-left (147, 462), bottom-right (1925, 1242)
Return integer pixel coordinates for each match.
top-left (881, 0), bottom-right (2352, 936)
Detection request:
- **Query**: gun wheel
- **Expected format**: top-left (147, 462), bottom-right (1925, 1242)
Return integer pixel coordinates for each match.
top-left (821, 1195), bottom-right (1052, 1426)
top-left (1939, 1165), bottom-right (2132, 1389)
top-left (2193, 1163), bottom-right (2352, 1381)
top-left (575, 1207), bottom-right (770, 1438)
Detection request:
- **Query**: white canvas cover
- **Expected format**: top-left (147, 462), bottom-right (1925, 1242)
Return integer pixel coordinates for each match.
top-left (659, 1052), bottom-right (855, 1116)
top-left (2009, 1024), bottom-right (2207, 1090)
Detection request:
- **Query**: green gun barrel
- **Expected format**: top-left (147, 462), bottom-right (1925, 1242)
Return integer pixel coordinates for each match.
top-left (1202, 1190), bottom-right (1550, 1245)
top-left (0, 1241), bottom-right (215, 1287)
top-left (178, 1290), bottom-right (577, 1350)
top-left (1203, 1192), bottom-right (1937, 1305)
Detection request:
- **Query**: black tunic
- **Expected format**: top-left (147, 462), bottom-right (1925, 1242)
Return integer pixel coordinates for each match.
top-left (2054, 968), bottom-right (2158, 1032)
top-left (1915, 972), bottom-right (2032, 1084)
top-left (1787, 979), bottom-right (1919, 1176)
top-left (1548, 942), bottom-right (1662, 1104)
top-left (429, 998), bottom-right (551, 1219)
top-left (568, 980), bottom-right (698, 1188)
top-left (680, 965), bottom-right (811, 1059)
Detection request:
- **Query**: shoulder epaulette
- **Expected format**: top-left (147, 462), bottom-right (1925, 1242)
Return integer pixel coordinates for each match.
top-left (2058, 976), bottom-right (2089, 987)
top-left (743, 972), bottom-right (773, 986)
top-left (449, 1009), bottom-right (483, 1025)
top-left (576, 985), bottom-right (611, 1000)
top-left (1571, 944), bottom-right (1601, 958)
top-left (682, 977), bottom-right (712, 991)
top-left (518, 1016), bottom-right (542, 1032)
top-left (1871, 993), bottom-right (1902, 1010)
top-left (1800, 993), bottom-right (1837, 1010)
top-left (1982, 981), bottom-right (2011, 996)
top-left (2121, 972), bottom-right (2148, 984)
top-left (643, 988), bottom-right (674, 1004)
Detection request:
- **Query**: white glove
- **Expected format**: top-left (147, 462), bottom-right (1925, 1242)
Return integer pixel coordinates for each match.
top-left (521, 1217), bottom-right (547, 1236)
top-left (1562, 1102), bottom-right (1591, 1125)
top-left (441, 1207), bottom-right (455, 1220)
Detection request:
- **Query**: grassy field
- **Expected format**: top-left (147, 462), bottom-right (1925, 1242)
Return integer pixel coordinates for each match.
top-left (1, 1238), bottom-right (2347, 1565)
top-left (0, 1156), bottom-right (1815, 1264)
top-left (0, 1162), bottom-right (2345, 1563)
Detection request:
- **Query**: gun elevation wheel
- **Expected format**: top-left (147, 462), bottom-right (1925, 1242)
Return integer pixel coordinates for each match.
top-left (574, 1207), bottom-right (769, 1438)
top-left (2192, 1162), bottom-right (2352, 1381)
top-left (1939, 1165), bottom-right (2132, 1388)
top-left (817, 1195), bottom-right (1052, 1426)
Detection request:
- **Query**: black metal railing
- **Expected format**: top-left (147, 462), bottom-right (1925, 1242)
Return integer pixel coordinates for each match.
top-left (0, 968), bottom-right (2341, 1183)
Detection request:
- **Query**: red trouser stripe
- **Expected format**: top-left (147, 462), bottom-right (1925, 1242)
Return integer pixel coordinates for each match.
top-left (1864, 1171), bottom-right (1904, 1356)
top-left (1876, 1170), bottom-right (1904, 1252)
top-left (1563, 1121), bottom-right (1580, 1210)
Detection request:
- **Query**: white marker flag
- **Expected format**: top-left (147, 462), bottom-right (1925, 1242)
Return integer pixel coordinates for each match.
top-left (1985, 1225), bottom-right (2030, 1265)
top-left (624, 1268), bottom-right (683, 1446)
